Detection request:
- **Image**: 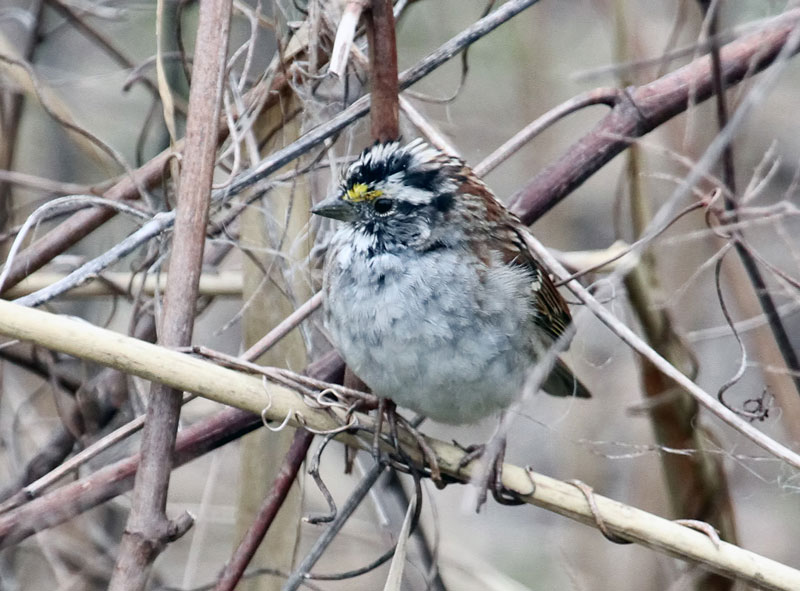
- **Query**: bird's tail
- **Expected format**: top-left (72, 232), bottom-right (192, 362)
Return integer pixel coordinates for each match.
top-left (543, 359), bottom-right (591, 398)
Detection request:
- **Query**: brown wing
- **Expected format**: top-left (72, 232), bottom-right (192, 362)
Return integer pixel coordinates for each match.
top-left (492, 224), bottom-right (589, 397)
top-left (507, 226), bottom-right (572, 344)
top-left (455, 166), bottom-right (587, 396)
top-left (454, 166), bottom-right (573, 344)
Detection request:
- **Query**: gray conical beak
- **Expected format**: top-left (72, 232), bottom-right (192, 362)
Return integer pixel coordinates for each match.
top-left (311, 196), bottom-right (357, 222)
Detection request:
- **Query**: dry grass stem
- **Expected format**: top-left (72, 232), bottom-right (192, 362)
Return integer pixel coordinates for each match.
top-left (4, 271), bottom-right (243, 298)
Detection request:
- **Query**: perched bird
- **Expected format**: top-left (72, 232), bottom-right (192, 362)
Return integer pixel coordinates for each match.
top-left (313, 139), bottom-right (589, 425)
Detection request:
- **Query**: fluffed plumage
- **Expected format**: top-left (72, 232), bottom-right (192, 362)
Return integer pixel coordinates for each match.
top-left (313, 139), bottom-right (589, 424)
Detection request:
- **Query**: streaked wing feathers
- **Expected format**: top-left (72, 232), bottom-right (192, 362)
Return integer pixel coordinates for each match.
top-left (451, 166), bottom-right (573, 344)
top-left (508, 227), bottom-right (571, 343)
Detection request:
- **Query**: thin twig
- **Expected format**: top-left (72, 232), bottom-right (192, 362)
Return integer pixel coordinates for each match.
top-left (399, 95), bottom-right (460, 157)
top-left (475, 87), bottom-right (623, 177)
top-left (282, 460), bottom-right (386, 591)
top-left (243, 291), bottom-right (323, 360)
top-left (703, 2), bottom-right (800, 400)
top-left (213, 429), bottom-right (314, 591)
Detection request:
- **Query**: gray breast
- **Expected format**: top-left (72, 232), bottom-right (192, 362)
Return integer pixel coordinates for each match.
top-left (324, 236), bottom-right (535, 423)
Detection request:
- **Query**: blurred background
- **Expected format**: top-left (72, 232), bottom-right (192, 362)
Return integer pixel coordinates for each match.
top-left (1, 1), bottom-right (800, 589)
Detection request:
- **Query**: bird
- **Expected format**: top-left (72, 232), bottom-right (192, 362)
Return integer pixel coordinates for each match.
top-left (312, 138), bottom-right (589, 425)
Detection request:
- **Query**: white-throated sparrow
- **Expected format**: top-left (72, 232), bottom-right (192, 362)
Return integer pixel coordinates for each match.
top-left (313, 139), bottom-right (589, 424)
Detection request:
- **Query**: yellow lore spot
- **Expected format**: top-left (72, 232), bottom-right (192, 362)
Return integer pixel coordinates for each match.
top-left (345, 183), bottom-right (382, 202)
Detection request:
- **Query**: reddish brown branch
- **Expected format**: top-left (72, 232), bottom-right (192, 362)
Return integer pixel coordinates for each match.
top-left (366, 0), bottom-right (400, 142)
top-left (357, 0), bottom-right (399, 419)
top-left (213, 429), bottom-right (315, 591)
top-left (109, 1), bottom-right (232, 587)
top-left (512, 9), bottom-right (800, 225)
top-left (0, 407), bottom-right (261, 548)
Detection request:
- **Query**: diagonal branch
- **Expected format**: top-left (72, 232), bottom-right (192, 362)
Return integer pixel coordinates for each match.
top-left (511, 8), bottom-right (800, 224)
top-left (213, 429), bottom-right (314, 591)
top-left (0, 301), bottom-right (798, 590)
top-left (520, 234), bottom-right (800, 472)
top-left (0, 405), bottom-right (262, 548)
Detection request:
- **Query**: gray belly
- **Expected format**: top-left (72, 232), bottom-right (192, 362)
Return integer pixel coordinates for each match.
top-left (324, 248), bottom-right (533, 423)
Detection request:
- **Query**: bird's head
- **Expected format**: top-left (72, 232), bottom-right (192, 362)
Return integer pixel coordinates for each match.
top-left (312, 139), bottom-right (471, 252)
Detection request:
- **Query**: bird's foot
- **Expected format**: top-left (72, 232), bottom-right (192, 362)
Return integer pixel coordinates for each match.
top-left (455, 439), bottom-right (525, 510)
top-left (371, 399), bottom-right (443, 487)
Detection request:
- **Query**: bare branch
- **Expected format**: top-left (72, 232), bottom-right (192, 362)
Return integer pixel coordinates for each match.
top-left (512, 9), bottom-right (800, 224)
top-left (213, 430), bottom-right (314, 591)
top-left (521, 234), bottom-right (800, 472)
top-left (109, 0), bottom-right (232, 586)
top-left (366, 0), bottom-right (399, 141)
top-left (0, 300), bottom-right (798, 589)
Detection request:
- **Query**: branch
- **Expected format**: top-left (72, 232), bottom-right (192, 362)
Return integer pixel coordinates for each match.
top-left (4, 271), bottom-right (243, 298)
top-left (0, 405), bottom-right (262, 547)
top-left (366, 0), bottom-right (400, 141)
top-left (0, 301), bottom-right (798, 590)
top-left (703, 3), bottom-right (800, 400)
top-left (0, 152), bottom-right (168, 293)
top-left (520, 233), bottom-right (800, 472)
top-left (214, 429), bottom-right (314, 591)
top-left (231, 0), bottom-right (540, 193)
top-left (109, 0), bottom-right (231, 587)
top-left (512, 8), bottom-right (800, 224)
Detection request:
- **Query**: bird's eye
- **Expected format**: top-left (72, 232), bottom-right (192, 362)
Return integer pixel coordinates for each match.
top-left (373, 197), bottom-right (393, 214)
